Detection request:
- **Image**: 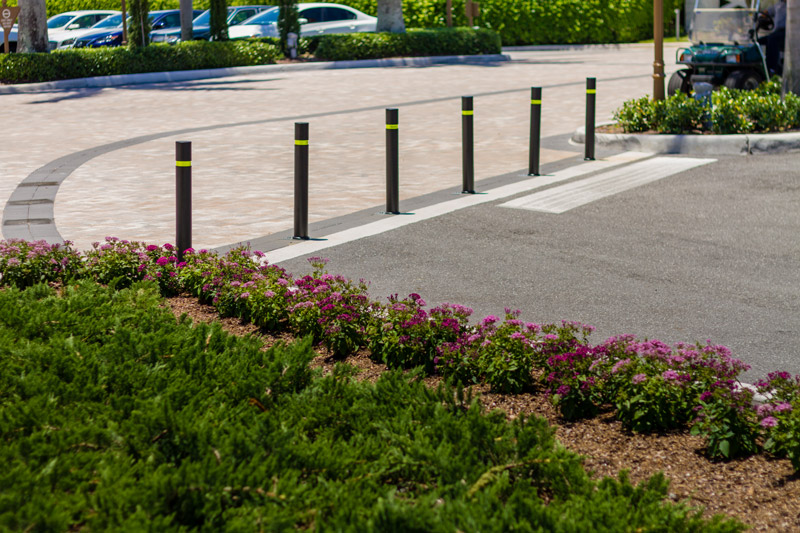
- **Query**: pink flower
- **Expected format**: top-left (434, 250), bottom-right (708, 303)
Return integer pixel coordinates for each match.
top-left (146, 245), bottom-right (159, 252)
top-left (156, 257), bottom-right (169, 266)
top-left (661, 370), bottom-right (680, 381)
top-left (760, 416), bottom-right (778, 428)
top-left (632, 373), bottom-right (647, 385)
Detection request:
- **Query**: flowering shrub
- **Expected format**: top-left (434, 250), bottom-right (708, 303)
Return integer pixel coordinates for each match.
top-left (756, 372), bottom-right (800, 469)
top-left (545, 344), bottom-right (604, 420)
top-left (82, 237), bottom-right (187, 295)
top-left (179, 246), bottom-right (293, 329)
top-left (4, 237), bottom-right (800, 470)
top-left (691, 382), bottom-right (761, 460)
top-left (0, 239), bottom-right (81, 288)
top-left (366, 294), bottom-right (470, 372)
top-left (288, 257), bottom-right (371, 357)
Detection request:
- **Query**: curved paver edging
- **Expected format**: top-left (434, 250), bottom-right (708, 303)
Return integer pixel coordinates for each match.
top-left (572, 123), bottom-right (800, 155)
top-left (0, 53), bottom-right (510, 94)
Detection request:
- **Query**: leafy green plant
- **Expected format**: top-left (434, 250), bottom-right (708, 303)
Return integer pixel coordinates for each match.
top-left (612, 95), bottom-right (656, 133)
top-left (691, 385), bottom-right (761, 460)
top-left (711, 87), bottom-right (753, 134)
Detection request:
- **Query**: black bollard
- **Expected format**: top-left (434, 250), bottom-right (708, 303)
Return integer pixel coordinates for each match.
top-left (585, 77), bottom-right (596, 161)
top-left (462, 96), bottom-right (475, 193)
top-left (529, 87), bottom-right (542, 176)
top-left (385, 108), bottom-right (399, 214)
top-left (294, 122), bottom-right (309, 240)
top-left (175, 141), bottom-right (192, 261)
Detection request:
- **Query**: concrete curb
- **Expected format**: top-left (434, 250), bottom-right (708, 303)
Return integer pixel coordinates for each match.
top-left (571, 123), bottom-right (800, 155)
top-left (0, 53), bottom-right (510, 94)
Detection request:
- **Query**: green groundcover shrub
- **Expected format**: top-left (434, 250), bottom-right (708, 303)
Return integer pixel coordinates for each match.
top-left (0, 40), bottom-right (281, 84)
top-left (613, 78), bottom-right (800, 134)
top-left (8, 0), bottom-right (682, 46)
top-left (0, 281), bottom-right (745, 531)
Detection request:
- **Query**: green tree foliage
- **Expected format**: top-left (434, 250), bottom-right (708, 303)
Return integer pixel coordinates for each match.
top-left (33, 0), bottom-right (683, 46)
top-left (128, 0), bottom-right (152, 48)
top-left (209, 0), bottom-right (228, 41)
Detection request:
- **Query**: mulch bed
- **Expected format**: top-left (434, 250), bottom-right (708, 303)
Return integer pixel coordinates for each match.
top-left (166, 294), bottom-right (800, 531)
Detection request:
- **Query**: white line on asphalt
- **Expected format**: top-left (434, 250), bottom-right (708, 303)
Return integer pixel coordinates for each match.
top-left (265, 151), bottom-right (653, 264)
top-left (499, 156), bottom-right (716, 214)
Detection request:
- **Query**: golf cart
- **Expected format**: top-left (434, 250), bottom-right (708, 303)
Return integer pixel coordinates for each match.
top-left (669, 0), bottom-right (779, 95)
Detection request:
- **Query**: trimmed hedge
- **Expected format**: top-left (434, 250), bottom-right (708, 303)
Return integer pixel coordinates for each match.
top-left (9, 0), bottom-right (682, 46)
top-left (0, 28), bottom-right (498, 84)
top-left (0, 40), bottom-right (281, 84)
top-left (309, 27), bottom-right (501, 61)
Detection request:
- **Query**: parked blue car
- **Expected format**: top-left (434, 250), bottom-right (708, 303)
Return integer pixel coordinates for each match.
top-left (61, 9), bottom-right (203, 49)
top-left (150, 5), bottom-right (272, 44)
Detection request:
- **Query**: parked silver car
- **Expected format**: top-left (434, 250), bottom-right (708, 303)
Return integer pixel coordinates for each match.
top-left (227, 3), bottom-right (377, 39)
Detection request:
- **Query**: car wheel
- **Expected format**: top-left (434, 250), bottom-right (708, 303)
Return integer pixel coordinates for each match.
top-left (667, 69), bottom-right (691, 96)
top-left (723, 70), bottom-right (762, 91)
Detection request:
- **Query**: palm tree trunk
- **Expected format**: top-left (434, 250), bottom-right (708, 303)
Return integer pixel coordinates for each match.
top-left (180, 0), bottom-right (194, 42)
top-left (377, 0), bottom-right (405, 33)
top-left (17, 0), bottom-right (47, 53)
top-left (784, 0), bottom-right (800, 95)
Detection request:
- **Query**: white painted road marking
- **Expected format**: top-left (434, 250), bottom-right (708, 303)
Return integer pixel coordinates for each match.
top-left (265, 152), bottom-right (653, 264)
top-left (500, 156), bottom-right (716, 214)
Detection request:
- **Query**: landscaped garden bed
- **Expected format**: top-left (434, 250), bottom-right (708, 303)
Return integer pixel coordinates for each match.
top-left (2, 237), bottom-right (800, 530)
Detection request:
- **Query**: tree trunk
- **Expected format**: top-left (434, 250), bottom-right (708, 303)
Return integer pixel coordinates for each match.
top-left (17, 0), bottom-right (48, 53)
top-left (180, 0), bottom-right (194, 42)
top-left (209, 0), bottom-right (228, 41)
top-left (128, 0), bottom-right (151, 48)
top-left (376, 0), bottom-right (405, 33)
top-left (785, 0), bottom-right (800, 95)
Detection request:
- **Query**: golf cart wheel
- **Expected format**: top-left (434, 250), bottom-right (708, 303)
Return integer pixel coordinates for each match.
top-left (667, 70), bottom-right (692, 96)
top-left (724, 70), bottom-right (763, 91)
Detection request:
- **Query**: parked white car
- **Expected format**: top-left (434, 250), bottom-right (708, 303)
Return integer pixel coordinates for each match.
top-left (47, 10), bottom-right (120, 50)
top-left (228, 3), bottom-right (377, 39)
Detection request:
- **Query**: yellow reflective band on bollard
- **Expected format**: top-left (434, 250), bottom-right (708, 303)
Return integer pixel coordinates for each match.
top-left (386, 124), bottom-right (399, 129)
top-left (295, 140), bottom-right (309, 145)
top-left (531, 99), bottom-right (541, 105)
top-left (462, 110), bottom-right (474, 115)
top-left (175, 161), bottom-right (191, 167)
top-left (586, 89), bottom-right (596, 94)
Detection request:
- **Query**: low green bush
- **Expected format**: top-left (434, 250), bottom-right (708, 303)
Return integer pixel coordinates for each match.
top-left (0, 281), bottom-right (746, 531)
top-left (613, 77), bottom-right (800, 134)
top-left (0, 40), bottom-right (281, 84)
top-left (311, 27), bottom-right (501, 61)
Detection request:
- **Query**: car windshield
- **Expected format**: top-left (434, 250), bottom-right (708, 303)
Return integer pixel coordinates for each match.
top-left (244, 8), bottom-right (279, 25)
top-left (690, 8), bottom-right (755, 44)
top-left (192, 10), bottom-right (211, 25)
top-left (92, 14), bottom-right (123, 29)
top-left (47, 14), bottom-right (76, 29)
top-left (192, 7), bottom-right (242, 26)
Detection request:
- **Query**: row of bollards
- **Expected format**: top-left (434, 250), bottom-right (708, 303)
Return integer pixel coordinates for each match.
top-left (173, 78), bottom-right (598, 250)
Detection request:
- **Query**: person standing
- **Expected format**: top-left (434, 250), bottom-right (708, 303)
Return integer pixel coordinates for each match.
top-left (763, 0), bottom-right (787, 75)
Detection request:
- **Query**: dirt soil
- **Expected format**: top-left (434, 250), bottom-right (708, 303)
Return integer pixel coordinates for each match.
top-left (166, 295), bottom-right (800, 531)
